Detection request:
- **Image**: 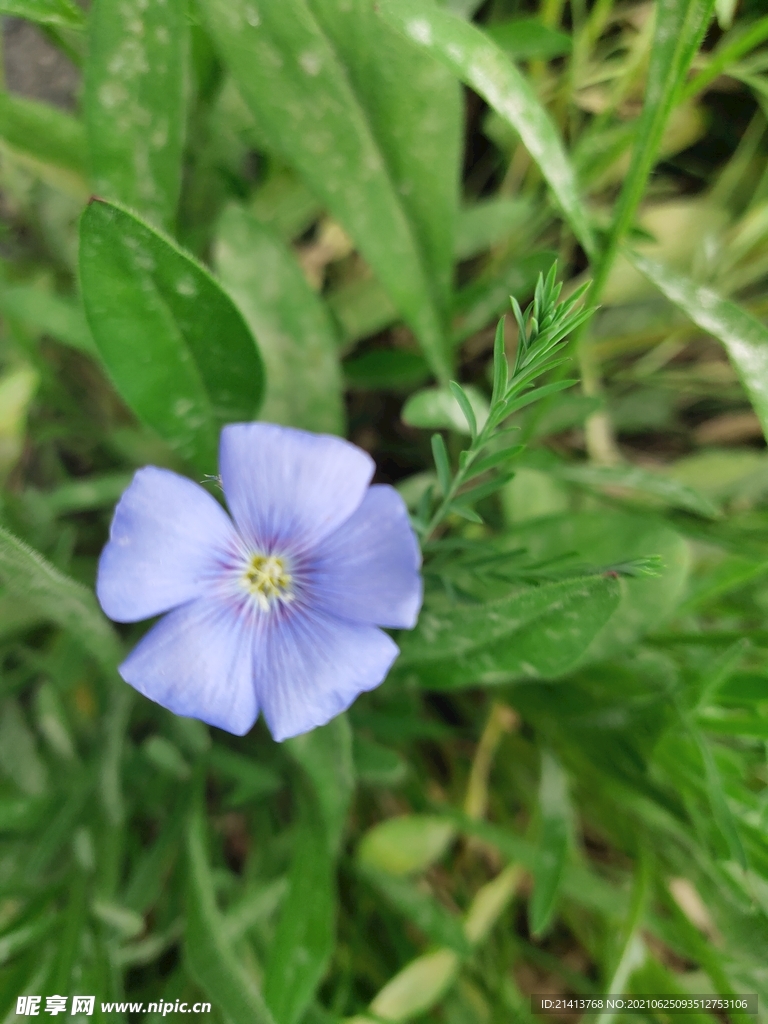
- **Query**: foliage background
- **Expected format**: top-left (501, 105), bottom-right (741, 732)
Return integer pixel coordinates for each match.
top-left (0, 0), bottom-right (767, 1022)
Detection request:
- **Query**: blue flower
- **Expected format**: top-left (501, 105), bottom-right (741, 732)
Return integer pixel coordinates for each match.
top-left (96, 423), bottom-right (422, 740)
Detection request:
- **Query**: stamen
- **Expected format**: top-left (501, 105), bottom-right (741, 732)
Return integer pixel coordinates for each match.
top-left (241, 553), bottom-right (293, 611)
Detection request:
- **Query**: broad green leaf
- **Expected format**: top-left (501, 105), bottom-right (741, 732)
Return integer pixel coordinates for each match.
top-left (377, 0), bottom-right (594, 256)
top-left (0, 92), bottom-right (87, 197)
top-left (402, 384), bottom-right (489, 435)
top-left (79, 200), bottom-right (264, 471)
top-left (185, 806), bottom-right (276, 1024)
top-left (396, 576), bottom-right (621, 688)
top-left (509, 512), bottom-right (689, 666)
top-left (84, 0), bottom-right (188, 228)
top-left (285, 714), bottom-right (354, 857)
top-left (553, 463), bottom-right (722, 519)
top-left (358, 815), bottom-right (456, 876)
top-left (264, 792), bottom-right (334, 1024)
top-left (360, 866), bottom-right (470, 954)
top-left (307, 0), bottom-right (463, 320)
top-left (198, 0), bottom-right (452, 380)
top-left (630, 250), bottom-right (768, 443)
top-left (214, 205), bottom-right (344, 434)
top-left (529, 751), bottom-right (571, 937)
top-left (0, 524), bottom-right (120, 673)
top-left (0, 0), bottom-right (84, 27)
top-left (0, 283), bottom-right (95, 355)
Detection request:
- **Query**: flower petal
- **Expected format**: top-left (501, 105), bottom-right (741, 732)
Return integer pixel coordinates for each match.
top-left (219, 423), bottom-right (374, 554)
top-left (97, 467), bottom-right (241, 623)
top-left (255, 608), bottom-right (398, 742)
top-left (309, 485), bottom-right (422, 628)
top-left (119, 597), bottom-right (259, 735)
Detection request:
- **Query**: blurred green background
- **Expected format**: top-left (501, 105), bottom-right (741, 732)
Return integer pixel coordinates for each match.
top-left (0, 0), bottom-right (768, 1022)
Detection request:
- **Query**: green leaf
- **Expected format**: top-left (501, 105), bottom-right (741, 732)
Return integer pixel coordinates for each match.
top-left (369, 948), bottom-right (460, 1023)
top-left (454, 197), bottom-right (532, 260)
top-left (529, 751), bottom-right (571, 938)
top-left (590, 0), bottom-right (716, 301)
top-left (264, 719), bottom-right (352, 1024)
top-left (377, 0), bottom-right (594, 257)
top-left (0, 283), bottom-right (95, 356)
top-left (358, 815), bottom-right (456, 876)
top-left (343, 349), bottom-right (431, 391)
top-left (308, 0), bottom-right (462, 321)
top-left (285, 715), bottom-right (355, 857)
top-left (327, 277), bottom-right (399, 347)
top-left (691, 727), bottom-right (746, 868)
top-left (403, 385), bottom-right (489, 435)
top-left (0, 524), bottom-right (120, 674)
top-left (84, 0), bottom-right (188, 228)
top-left (0, 0), bottom-right (84, 27)
top-left (451, 252), bottom-right (556, 344)
top-left (208, 747), bottom-right (282, 808)
top-left (79, 199), bottom-right (264, 471)
top-left (263, 790), bottom-right (335, 1024)
top-left (553, 463), bottom-right (722, 519)
top-left (360, 866), bottom-right (471, 955)
top-left (465, 444), bottom-right (524, 479)
top-left (485, 18), bottom-right (572, 60)
top-left (506, 512), bottom-right (690, 666)
top-left (353, 736), bottom-right (408, 787)
top-left (396, 575), bottom-right (621, 688)
top-left (26, 473), bottom-right (133, 518)
top-left (185, 805), bottom-right (276, 1024)
top-left (0, 92), bottom-right (84, 174)
top-left (431, 434), bottom-right (452, 496)
top-left (0, 699), bottom-right (48, 797)
top-left (448, 381), bottom-right (477, 438)
top-left (629, 250), bottom-right (768, 443)
top-left (198, 0), bottom-right (454, 380)
top-left (214, 205), bottom-right (344, 434)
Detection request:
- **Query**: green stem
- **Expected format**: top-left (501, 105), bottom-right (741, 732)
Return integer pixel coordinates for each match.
top-left (423, 432), bottom-right (487, 542)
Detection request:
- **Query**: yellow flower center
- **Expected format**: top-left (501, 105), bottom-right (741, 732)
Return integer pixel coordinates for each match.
top-left (242, 553), bottom-right (293, 610)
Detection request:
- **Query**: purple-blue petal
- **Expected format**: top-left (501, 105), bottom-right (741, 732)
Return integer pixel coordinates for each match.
top-left (97, 467), bottom-right (242, 623)
top-left (119, 597), bottom-right (259, 735)
top-left (219, 423), bottom-right (374, 555)
top-left (308, 485), bottom-right (422, 629)
top-left (254, 607), bottom-right (398, 742)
